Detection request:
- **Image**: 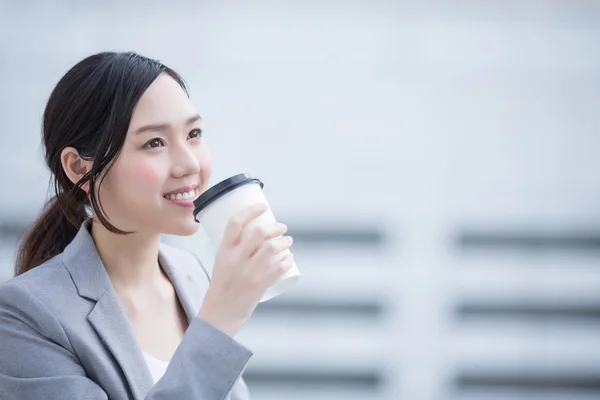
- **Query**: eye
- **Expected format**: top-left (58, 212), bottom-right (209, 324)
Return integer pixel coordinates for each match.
top-left (144, 138), bottom-right (165, 149)
top-left (188, 128), bottom-right (203, 140)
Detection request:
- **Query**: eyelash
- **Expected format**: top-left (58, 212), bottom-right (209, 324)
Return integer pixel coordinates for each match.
top-left (144, 128), bottom-right (203, 149)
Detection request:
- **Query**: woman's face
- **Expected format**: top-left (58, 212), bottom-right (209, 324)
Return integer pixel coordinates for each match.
top-left (96, 73), bottom-right (212, 236)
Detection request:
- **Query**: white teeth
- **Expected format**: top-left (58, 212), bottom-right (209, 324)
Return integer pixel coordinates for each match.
top-left (165, 189), bottom-right (196, 201)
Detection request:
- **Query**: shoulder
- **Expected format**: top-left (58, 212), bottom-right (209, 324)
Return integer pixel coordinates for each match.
top-left (0, 254), bottom-right (75, 340)
top-left (0, 253), bottom-right (74, 306)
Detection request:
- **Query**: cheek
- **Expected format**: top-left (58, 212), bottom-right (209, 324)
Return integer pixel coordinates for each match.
top-left (98, 157), bottom-right (164, 212)
top-left (135, 163), bottom-right (161, 184)
top-left (116, 159), bottom-right (162, 192)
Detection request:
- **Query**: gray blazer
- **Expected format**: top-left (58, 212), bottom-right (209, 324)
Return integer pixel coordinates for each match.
top-left (0, 220), bottom-right (252, 400)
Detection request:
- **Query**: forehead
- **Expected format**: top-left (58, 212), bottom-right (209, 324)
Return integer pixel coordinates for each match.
top-left (129, 73), bottom-right (196, 127)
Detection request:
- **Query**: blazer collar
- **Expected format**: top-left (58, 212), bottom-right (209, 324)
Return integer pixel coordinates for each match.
top-left (63, 219), bottom-right (199, 317)
top-left (62, 219), bottom-right (200, 399)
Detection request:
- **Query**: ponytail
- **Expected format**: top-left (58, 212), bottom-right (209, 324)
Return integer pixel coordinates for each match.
top-left (15, 187), bottom-right (88, 276)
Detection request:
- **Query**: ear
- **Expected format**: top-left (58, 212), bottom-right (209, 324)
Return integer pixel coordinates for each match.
top-left (60, 147), bottom-right (93, 192)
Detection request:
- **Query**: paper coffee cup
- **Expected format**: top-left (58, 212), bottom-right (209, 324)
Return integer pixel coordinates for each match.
top-left (193, 173), bottom-right (300, 302)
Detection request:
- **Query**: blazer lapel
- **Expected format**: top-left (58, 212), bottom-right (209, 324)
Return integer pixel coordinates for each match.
top-left (158, 248), bottom-right (205, 323)
top-left (87, 293), bottom-right (154, 399)
top-left (63, 220), bottom-right (154, 399)
top-left (63, 220), bottom-right (209, 399)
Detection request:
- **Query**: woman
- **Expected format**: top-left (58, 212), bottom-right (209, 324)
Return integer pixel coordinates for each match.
top-left (0, 51), bottom-right (294, 399)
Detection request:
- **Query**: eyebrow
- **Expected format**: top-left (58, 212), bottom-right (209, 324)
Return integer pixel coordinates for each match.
top-left (134, 114), bottom-right (202, 135)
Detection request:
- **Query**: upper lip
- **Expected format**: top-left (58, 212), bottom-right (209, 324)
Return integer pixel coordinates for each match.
top-left (164, 184), bottom-right (198, 196)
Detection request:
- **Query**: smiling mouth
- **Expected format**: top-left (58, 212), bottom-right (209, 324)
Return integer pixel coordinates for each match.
top-left (163, 188), bottom-right (198, 201)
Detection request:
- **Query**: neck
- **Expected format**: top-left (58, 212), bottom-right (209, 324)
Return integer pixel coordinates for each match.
top-left (90, 218), bottom-right (163, 288)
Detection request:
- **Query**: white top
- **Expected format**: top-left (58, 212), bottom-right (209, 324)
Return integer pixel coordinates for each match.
top-left (143, 352), bottom-right (170, 383)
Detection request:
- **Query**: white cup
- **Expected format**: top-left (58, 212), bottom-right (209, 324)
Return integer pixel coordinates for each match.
top-left (193, 173), bottom-right (300, 302)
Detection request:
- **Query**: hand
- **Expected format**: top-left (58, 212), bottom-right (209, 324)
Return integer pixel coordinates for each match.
top-left (197, 203), bottom-right (294, 336)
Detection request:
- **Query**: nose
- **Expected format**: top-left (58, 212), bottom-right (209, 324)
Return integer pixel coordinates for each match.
top-left (170, 141), bottom-right (201, 179)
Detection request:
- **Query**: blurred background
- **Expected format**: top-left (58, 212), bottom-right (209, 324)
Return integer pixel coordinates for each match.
top-left (1, 1), bottom-right (600, 399)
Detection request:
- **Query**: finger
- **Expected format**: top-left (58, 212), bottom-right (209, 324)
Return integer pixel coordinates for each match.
top-left (265, 252), bottom-right (295, 283)
top-left (251, 235), bottom-right (293, 261)
top-left (241, 223), bottom-right (289, 258)
top-left (222, 203), bottom-right (269, 246)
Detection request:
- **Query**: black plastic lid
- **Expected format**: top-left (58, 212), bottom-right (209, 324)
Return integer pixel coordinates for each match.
top-left (193, 173), bottom-right (264, 222)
